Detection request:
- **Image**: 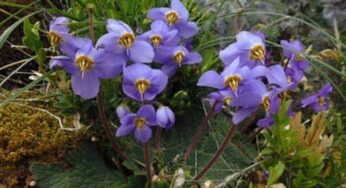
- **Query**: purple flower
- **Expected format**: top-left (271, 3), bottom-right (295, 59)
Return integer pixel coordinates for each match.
top-left (155, 45), bottom-right (202, 76)
top-left (257, 117), bottom-right (274, 127)
top-left (198, 58), bottom-right (268, 94)
top-left (138, 20), bottom-right (178, 48)
top-left (281, 40), bottom-right (309, 73)
top-left (156, 106), bottom-right (175, 129)
top-left (116, 105), bottom-right (157, 143)
top-left (122, 63), bottom-right (168, 101)
top-left (285, 67), bottom-right (303, 90)
top-left (48, 17), bottom-right (80, 57)
top-left (147, 0), bottom-right (199, 38)
top-left (206, 80), bottom-right (266, 113)
top-left (301, 83), bottom-right (332, 112)
top-left (96, 19), bottom-right (154, 63)
top-left (48, 17), bottom-right (69, 45)
top-left (266, 64), bottom-right (291, 95)
top-left (229, 78), bottom-right (281, 127)
top-left (116, 104), bottom-right (130, 119)
top-left (50, 37), bottom-right (123, 99)
top-left (206, 90), bottom-right (236, 112)
top-left (231, 80), bottom-right (269, 124)
top-left (220, 31), bottom-right (266, 68)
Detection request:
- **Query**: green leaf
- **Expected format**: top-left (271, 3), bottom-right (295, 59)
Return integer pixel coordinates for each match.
top-left (22, 19), bottom-right (42, 51)
top-left (0, 10), bottom-right (41, 49)
top-left (126, 175), bottom-right (146, 188)
top-left (30, 143), bottom-right (125, 188)
top-left (267, 161), bottom-right (285, 185)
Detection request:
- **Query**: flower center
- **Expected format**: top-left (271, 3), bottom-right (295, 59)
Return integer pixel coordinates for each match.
top-left (173, 50), bottom-right (185, 64)
top-left (249, 44), bottom-right (265, 61)
top-left (278, 91), bottom-right (288, 100)
top-left (295, 53), bottom-right (303, 61)
top-left (287, 76), bottom-right (292, 84)
top-left (261, 96), bottom-right (270, 112)
top-left (318, 97), bottom-right (326, 106)
top-left (119, 32), bottom-right (136, 48)
top-left (150, 34), bottom-right (163, 47)
top-left (135, 117), bottom-right (147, 129)
top-left (134, 79), bottom-right (151, 94)
top-left (224, 75), bottom-right (243, 92)
top-left (75, 55), bottom-right (94, 72)
top-left (48, 31), bottom-right (63, 45)
top-left (223, 96), bottom-right (232, 106)
top-left (165, 11), bottom-right (179, 25)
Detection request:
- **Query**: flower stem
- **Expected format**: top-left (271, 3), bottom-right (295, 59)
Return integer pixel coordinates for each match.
top-left (97, 91), bottom-right (128, 161)
top-left (144, 142), bottom-right (152, 188)
top-left (87, 3), bottom-right (128, 161)
top-left (87, 4), bottom-right (96, 43)
top-left (193, 124), bottom-right (236, 181)
top-left (154, 126), bottom-right (162, 153)
top-left (184, 103), bottom-right (217, 161)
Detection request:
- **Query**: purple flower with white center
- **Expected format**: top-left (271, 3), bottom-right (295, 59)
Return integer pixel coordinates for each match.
top-left (122, 63), bottom-right (168, 101)
top-left (147, 0), bottom-right (199, 38)
top-left (155, 45), bottom-right (202, 76)
top-left (116, 105), bottom-right (157, 143)
top-left (116, 104), bottom-right (130, 119)
top-left (301, 83), bottom-right (332, 112)
top-left (156, 106), bottom-right (175, 129)
top-left (138, 20), bottom-right (179, 48)
top-left (96, 19), bottom-right (154, 63)
top-left (198, 58), bottom-right (268, 94)
top-left (220, 31), bottom-right (266, 68)
top-left (281, 40), bottom-right (309, 72)
top-left (50, 37), bottom-right (124, 99)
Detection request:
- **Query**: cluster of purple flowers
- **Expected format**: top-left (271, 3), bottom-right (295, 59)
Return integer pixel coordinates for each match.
top-left (48, 0), bottom-right (332, 140)
top-left (115, 104), bottom-right (175, 143)
top-left (198, 31), bottom-right (332, 127)
top-left (48, 0), bottom-right (201, 143)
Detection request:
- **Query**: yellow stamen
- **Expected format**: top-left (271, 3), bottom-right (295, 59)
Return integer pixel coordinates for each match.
top-left (173, 50), bottom-right (185, 65)
top-left (224, 75), bottom-right (242, 91)
top-left (287, 76), bottom-right (292, 84)
top-left (119, 32), bottom-right (136, 48)
top-left (48, 31), bottom-right (63, 45)
top-left (278, 90), bottom-right (288, 100)
top-left (134, 79), bottom-right (150, 94)
top-left (135, 117), bottom-right (147, 129)
top-left (318, 97), bottom-right (326, 106)
top-left (223, 96), bottom-right (232, 106)
top-left (249, 44), bottom-right (265, 61)
top-left (165, 11), bottom-right (179, 25)
top-left (295, 53), bottom-right (303, 61)
top-left (75, 56), bottom-right (94, 79)
top-left (262, 96), bottom-right (270, 112)
top-left (150, 34), bottom-right (163, 47)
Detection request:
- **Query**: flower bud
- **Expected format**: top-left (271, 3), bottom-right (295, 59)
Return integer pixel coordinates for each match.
top-left (156, 106), bottom-right (175, 129)
top-left (116, 104), bottom-right (130, 119)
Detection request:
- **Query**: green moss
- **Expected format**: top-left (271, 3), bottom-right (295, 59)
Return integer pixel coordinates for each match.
top-left (0, 101), bottom-right (81, 186)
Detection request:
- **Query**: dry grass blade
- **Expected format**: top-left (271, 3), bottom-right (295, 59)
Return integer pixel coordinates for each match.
top-left (306, 112), bottom-right (327, 148)
top-left (290, 112), bottom-right (305, 140)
